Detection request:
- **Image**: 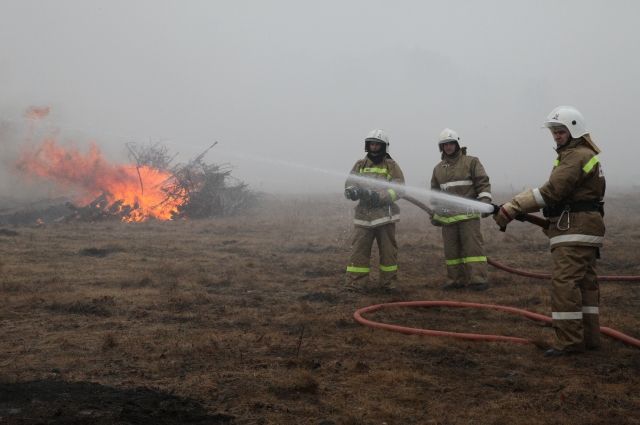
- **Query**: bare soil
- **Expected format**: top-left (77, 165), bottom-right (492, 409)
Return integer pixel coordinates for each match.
top-left (1, 194), bottom-right (639, 424)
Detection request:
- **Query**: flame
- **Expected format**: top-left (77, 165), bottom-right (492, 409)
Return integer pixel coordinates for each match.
top-left (16, 138), bottom-right (185, 221)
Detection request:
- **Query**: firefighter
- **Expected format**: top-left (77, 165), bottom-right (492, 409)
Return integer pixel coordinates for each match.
top-left (344, 129), bottom-right (405, 292)
top-left (494, 106), bottom-right (605, 357)
top-left (430, 128), bottom-right (492, 291)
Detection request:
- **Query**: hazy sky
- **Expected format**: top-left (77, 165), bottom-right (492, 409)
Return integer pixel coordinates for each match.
top-left (1, 0), bottom-right (639, 197)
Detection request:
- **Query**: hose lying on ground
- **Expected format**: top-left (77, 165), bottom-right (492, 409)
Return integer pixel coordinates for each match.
top-left (370, 198), bottom-right (640, 348)
top-left (354, 300), bottom-right (640, 348)
top-left (488, 258), bottom-right (640, 282)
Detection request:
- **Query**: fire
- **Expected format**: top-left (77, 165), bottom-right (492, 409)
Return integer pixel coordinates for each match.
top-left (16, 138), bottom-right (185, 221)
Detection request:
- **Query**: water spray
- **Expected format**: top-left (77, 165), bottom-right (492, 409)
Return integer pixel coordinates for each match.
top-left (220, 149), bottom-right (495, 215)
top-left (6, 114), bottom-right (492, 215)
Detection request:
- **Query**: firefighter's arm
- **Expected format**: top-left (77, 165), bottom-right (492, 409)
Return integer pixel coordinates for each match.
top-left (495, 151), bottom-right (587, 229)
top-left (493, 189), bottom-right (545, 229)
top-left (344, 161), bottom-right (362, 189)
top-left (344, 161), bottom-right (363, 200)
top-left (386, 162), bottom-right (405, 203)
top-left (429, 167), bottom-right (444, 224)
top-left (430, 168), bottom-right (439, 191)
top-left (373, 161), bottom-right (405, 205)
top-left (471, 158), bottom-right (492, 204)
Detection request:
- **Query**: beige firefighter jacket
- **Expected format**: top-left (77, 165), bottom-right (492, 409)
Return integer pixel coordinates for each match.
top-left (536, 138), bottom-right (605, 249)
top-left (345, 155), bottom-right (405, 228)
top-left (430, 148), bottom-right (491, 225)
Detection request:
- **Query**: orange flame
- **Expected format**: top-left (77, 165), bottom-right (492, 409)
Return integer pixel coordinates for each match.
top-left (16, 138), bottom-right (184, 221)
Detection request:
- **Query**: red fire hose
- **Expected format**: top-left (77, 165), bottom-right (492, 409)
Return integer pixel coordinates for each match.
top-left (353, 301), bottom-right (640, 348)
top-left (488, 258), bottom-right (640, 282)
top-left (354, 198), bottom-right (640, 349)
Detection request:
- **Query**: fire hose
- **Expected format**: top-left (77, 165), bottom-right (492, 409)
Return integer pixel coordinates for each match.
top-left (353, 301), bottom-right (640, 348)
top-left (487, 258), bottom-right (640, 282)
top-left (351, 196), bottom-right (640, 349)
top-left (402, 195), bottom-right (640, 282)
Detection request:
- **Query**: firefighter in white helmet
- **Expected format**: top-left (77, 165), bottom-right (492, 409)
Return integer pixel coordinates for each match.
top-left (494, 106), bottom-right (605, 357)
top-left (344, 129), bottom-right (405, 292)
top-left (430, 128), bottom-right (492, 291)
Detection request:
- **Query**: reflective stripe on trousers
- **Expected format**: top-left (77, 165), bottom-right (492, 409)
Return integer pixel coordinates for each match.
top-left (346, 266), bottom-right (370, 273)
top-left (550, 234), bottom-right (604, 247)
top-left (552, 307), bottom-right (599, 319)
top-left (445, 256), bottom-right (487, 266)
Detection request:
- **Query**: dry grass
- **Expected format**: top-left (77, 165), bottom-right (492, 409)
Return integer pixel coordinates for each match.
top-left (0, 193), bottom-right (639, 424)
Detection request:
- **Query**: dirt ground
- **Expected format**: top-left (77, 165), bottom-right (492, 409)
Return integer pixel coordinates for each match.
top-left (1, 193), bottom-right (639, 424)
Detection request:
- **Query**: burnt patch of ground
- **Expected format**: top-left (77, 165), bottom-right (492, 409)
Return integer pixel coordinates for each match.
top-left (298, 292), bottom-right (339, 303)
top-left (79, 245), bottom-right (125, 257)
top-left (0, 201), bottom-right (72, 226)
top-left (46, 296), bottom-right (116, 317)
top-left (0, 379), bottom-right (234, 425)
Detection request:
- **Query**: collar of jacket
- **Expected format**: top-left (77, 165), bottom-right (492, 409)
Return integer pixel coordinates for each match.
top-left (366, 152), bottom-right (393, 164)
top-left (441, 147), bottom-right (466, 163)
top-left (366, 152), bottom-right (384, 164)
top-left (555, 138), bottom-right (585, 154)
top-left (363, 155), bottom-right (389, 166)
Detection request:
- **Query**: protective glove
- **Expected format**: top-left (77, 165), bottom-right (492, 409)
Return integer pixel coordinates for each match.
top-left (493, 189), bottom-right (542, 230)
top-left (359, 189), bottom-right (381, 207)
top-left (344, 186), bottom-right (361, 201)
top-left (368, 190), bottom-right (381, 207)
top-left (493, 202), bottom-right (518, 229)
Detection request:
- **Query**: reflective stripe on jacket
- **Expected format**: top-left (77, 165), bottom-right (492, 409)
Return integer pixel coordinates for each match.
top-left (346, 156), bottom-right (405, 228)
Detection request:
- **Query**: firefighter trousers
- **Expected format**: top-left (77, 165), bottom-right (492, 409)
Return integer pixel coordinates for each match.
top-left (550, 245), bottom-right (600, 351)
top-left (345, 223), bottom-right (398, 287)
top-left (441, 218), bottom-right (487, 285)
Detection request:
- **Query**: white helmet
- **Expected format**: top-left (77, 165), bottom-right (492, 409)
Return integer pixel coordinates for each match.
top-left (438, 128), bottom-right (460, 145)
top-left (543, 106), bottom-right (588, 138)
top-left (365, 128), bottom-right (390, 146)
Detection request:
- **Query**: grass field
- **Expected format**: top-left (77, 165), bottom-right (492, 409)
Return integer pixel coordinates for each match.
top-left (1, 193), bottom-right (639, 424)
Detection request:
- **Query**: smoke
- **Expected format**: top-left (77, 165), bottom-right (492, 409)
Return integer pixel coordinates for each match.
top-left (0, 113), bottom-right (57, 204)
top-left (23, 106), bottom-right (51, 121)
top-left (0, 106), bottom-right (98, 205)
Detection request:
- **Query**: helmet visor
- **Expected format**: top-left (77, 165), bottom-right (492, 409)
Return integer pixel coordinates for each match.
top-left (542, 121), bottom-right (565, 129)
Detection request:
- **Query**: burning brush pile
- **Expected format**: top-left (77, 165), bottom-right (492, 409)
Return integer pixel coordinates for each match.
top-left (7, 140), bottom-right (257, 224)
